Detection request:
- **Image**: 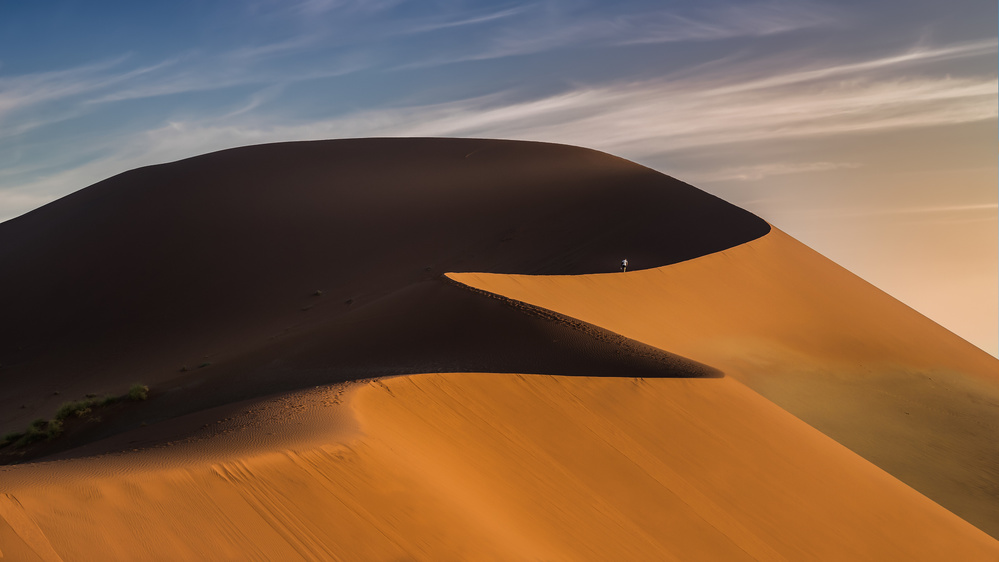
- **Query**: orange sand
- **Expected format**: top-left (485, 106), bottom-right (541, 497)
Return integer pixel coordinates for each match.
top-left (2, 372), bottom-right (996, 561)
top-left (4, 222), bottom-right (998, 559)
top-left (449, 227), bottom-right (999, 537)
top-left (5, 139), bottom-right (995, 559)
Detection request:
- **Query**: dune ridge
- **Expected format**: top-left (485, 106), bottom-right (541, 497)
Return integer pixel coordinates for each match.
top-left (449, 226), bottom-right (999, 538)
top-left (0, 138), bottom-right (765, 461)
top-left (2, 277), bottom-right (717, 465)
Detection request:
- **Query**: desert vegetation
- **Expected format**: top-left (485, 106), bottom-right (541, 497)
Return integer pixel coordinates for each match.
top-left (0, 383), bottom-right (150, 449)
top-left (128, 383), bottom-right (150, 401)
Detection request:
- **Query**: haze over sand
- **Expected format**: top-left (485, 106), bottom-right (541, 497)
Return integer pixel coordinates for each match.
top-left (451, 227), bottom-right (999, 538)
top-left (1, 138), bottom-right (997, 559)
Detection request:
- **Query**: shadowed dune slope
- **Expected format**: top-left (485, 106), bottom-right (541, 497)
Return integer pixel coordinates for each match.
top-left (14, 279), bottom-right (717, 463)
top-left (0, 138), bottom-right (761, 459)
top-left (450, 226), bottom-right (999, 539)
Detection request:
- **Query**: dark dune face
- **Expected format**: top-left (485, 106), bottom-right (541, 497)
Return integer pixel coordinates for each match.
top-left (0, 138), bottom-right (767, 459)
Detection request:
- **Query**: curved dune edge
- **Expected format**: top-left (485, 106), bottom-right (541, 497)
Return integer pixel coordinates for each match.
top-left (448, 226), bottom-right (999, 539)
top-left (0, 138), bottom-right (771, 447)
top-left (1, 372), bottom-right (997, 561)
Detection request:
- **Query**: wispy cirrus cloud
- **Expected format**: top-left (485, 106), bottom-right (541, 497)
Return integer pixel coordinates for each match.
top-left (403, 5), bottom-right (528, 35)
top-left (4, 37), bottom-right (991, 222)
top-left (405, 0), bottom-right (839, 66)
top-left (688, 161), bottom-right (863, 183)
top-left (293, 53), bottom-right (995, 156)
top-left (0, 30), bottom-right (358, 117)
top-left (383, 0), bottom-right (840, 70)
top-left (705, 38), bottom-right (998, 95)
top-left (81, 33), bottom-right (370, 105)
top-left (841, 202), bottom-right (999, 218)
top-left (0, 56), bottom-right (179, 140)
top-left (249, 0), bottom-right (405, 18)
top-left (776, 201), bottom-right (999, 230)
top-left (0, 0), bottom-right (845, 121)
top-left (222, 35), bottom-right (325, 63)
top-left (0, 57), bottom-right (131, 119)
top-left (617, 0), bottom-right (840, 44)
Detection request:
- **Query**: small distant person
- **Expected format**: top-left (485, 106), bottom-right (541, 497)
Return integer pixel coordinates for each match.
top-left (620, 258), bottom-right (628, 272)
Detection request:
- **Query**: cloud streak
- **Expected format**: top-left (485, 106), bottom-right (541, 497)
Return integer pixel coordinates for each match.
top-left (618, 0), bottom-right (839, 44)
top-left (705, 39), bottom-right (998, 95)
top-left (2, 39), bottom-right (995, 222)
top-left (297, 47), bottom-right (997, 157)
top-left (0, 57), bottom-right (129, 120)
top-left (394, 0), bottom-right (839, 68)
top-left (84, 45), bottom-right (365, 104)
top-left (0, 0), bottom-right (844, 124)
top-left (687, 161), bottom-right (863, 183)
top-left (847, 202), bottom-right (999, 217)
top-left (404, 6), bottom-right (528, 34)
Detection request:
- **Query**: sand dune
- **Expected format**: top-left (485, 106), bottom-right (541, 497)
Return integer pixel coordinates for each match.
top-left (2, 373), bottom-right (996, 561)
top-left (2, 138), bottom-right (997, 559)
top-left (5, 278), bottom-right (719, 465)
top-left (0, 138), bottom-right (764, 463)
top-left (450, 226), bottom-right (999, 538)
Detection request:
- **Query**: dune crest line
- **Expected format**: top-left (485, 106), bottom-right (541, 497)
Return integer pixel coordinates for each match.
top-left (0, 138), bottom-right (765, 463)
top-left (442, 275), bottom-right (722, 379)
top-left (449, 226), bottom-right (999, 539)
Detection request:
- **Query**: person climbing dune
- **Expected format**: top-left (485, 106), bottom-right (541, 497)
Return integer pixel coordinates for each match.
top-left (621, 258), bottom-right (628, 272)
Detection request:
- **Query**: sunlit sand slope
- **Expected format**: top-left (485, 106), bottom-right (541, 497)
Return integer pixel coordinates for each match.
top-left (449, 227), bottom-right (999, 538)
top-left (2, 373), bottom-right (996, 561)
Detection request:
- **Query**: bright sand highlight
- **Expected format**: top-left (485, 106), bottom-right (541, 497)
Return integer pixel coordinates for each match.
top-left (449, 227), bottom-right (999, 538)
top-left (2, 372), bottom-right (997, 561)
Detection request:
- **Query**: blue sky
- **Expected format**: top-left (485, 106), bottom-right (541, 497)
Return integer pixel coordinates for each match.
top-left (1, 0), bottom-right (996, 354)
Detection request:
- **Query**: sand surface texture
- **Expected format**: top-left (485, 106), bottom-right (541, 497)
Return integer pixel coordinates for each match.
top-left (2, 373), bottom-right (997, 561)
top-left (450, 226), bottom-right (999, 539)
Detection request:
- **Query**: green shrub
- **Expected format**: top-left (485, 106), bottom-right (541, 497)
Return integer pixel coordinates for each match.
top-left (45, 419), bottom-right (63, 440)
top-left (57, 401), bottom-right (82, 420)
top-left (56, 398), bottom-right (103, 420)
top-left (19, 424), bottom-right (48, 446)
top-left (0, 431), bottom-right (24, 447)
top-left (55, 401), bottom-right (77, 420)
top-left (128, 383), bottom-right (149, 401)
top-left (4, 384), bottom-right (153, 450)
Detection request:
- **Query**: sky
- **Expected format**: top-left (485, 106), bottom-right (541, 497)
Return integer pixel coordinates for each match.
top-left (1, 0), bottom-right (996, 356)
